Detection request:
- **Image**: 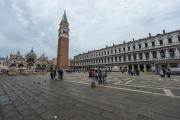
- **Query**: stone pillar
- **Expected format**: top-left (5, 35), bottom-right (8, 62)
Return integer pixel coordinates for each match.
top-left (149, 51), bottom-right (152, 59)
top-left (143, 53), bottom-right (145, 60)
top-left (137, 54), bottom-right (139, 60)
top-left (178, 64), bottom-right (180, 67)
top-left (132, 64), bottom-right (134, 70)
top-left (157, 51), bottom-right (160, 59)
top-left (117, 56), bottom-right (119, 62)
top-left (126, 55), bottom-right (129, 61)
top-left (110, 57), bottom-right (111, 63)
top-left (138, 64), bottom-right (140, 70)
top-left (126, 65), bottom-right (129, 72)
top-left (167, 63), bottom-right (170, 68)
top-left (121, 56), bottom-right (124, 62)
top-left (144, 64), bottom-right (147, 72)
top-left (131, 54), bottom-right (134, 61)
top-left (175, 47), bottom-right (179, 57)
top-left (165, 49), bottom-right (169, 58)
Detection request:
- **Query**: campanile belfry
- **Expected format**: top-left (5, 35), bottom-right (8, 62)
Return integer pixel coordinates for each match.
top-left (57, 10), bottom-right (69, 69)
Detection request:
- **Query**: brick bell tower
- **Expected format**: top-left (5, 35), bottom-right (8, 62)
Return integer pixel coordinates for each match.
top-left (57, 10), bottom-right (69, 69)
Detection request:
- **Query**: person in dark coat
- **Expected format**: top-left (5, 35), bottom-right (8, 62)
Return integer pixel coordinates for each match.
top-left (58, 69), bottom-right (63, 80)
top-left (53, 69), bottom-right (57, 80)
top-left (50, 70), bottom-right (54, 81)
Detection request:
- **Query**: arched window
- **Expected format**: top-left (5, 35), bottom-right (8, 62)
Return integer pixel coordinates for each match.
top-left (115, 57), bottom-right (117, 62)
top-left (128, 55), bottom-right (131, 60)
top-left (11, 64), bottom-right (16, 67)
top-left (153, 51), bottom-right (157, 58)
top-left (160, 50), bottom-right (165, 58)
top-left (145, 52), bottom-right (149, 59)
top-left (18, 64), bottom-right (24, 68)
top-left (123, 55), bottom-right (126, 61)
top-left (133, 54), bottom-right (136, 60)
top-left (169, 49), bottom-right (175, 57)
top-left (36, 64), bottom-right (41, 67)
top-left (42, 65), bottom-right (46, 67)
top-left (27, 58), bottom-right (35, 63)
top-left (111, 57), bottom-right (113, 62)
top-left (139, 53), bottom-right (143, 60)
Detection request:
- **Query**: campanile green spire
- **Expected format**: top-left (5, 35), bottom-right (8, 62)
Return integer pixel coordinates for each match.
top-left (61, 10), bottom-right (68, 24)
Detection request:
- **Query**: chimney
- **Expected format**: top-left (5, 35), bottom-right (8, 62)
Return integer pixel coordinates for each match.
top-left (163, 30), bottom-right (165, 34)
top-left (132, 38), bottom-right (134, 41)
top-left (123, 41), bottom-right (125, 44)
top-left (149, 33), bottom-right (151, 37)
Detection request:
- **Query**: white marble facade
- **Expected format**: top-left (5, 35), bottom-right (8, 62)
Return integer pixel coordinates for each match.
top-left (72, 30), bottom-right (180, 72)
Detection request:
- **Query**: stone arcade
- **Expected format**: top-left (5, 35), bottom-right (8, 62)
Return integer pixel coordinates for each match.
top-left (72, 30), bottom-right (180, 73)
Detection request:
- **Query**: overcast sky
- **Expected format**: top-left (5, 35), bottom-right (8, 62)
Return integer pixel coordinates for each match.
top-left (0, 0), bottom-right (180, 60)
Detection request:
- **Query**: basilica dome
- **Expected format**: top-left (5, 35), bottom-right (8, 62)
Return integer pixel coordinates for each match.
top-left (25, 48), bottom-right (37, 58)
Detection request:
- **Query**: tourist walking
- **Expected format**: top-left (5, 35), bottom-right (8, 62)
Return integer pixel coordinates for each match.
top-left (58, 69), bottom-right (63, 80)
top-left (102, 70), bottom-right (107, 83)
top-left (94, 70), bottom-right (99, 82)
top-left (160, 68), bottom-right (164, 77)
top-left (53, 69), bottom-right (57, 80)
top-left (50, 70), bottom-right (54, 81)
top-left (163, 68), bottom-right (165, 77)
top-left (98, 70), bottom-right (102, 84)
top-left (166, 68), bottom-right (171, 78)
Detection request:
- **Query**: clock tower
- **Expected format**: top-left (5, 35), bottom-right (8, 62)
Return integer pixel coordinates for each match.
top-left (57, 10), bottom-right (69, 69)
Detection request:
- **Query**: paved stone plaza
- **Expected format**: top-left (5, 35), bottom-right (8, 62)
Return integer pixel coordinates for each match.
top-left (0, 72), bottom-right (180, 120)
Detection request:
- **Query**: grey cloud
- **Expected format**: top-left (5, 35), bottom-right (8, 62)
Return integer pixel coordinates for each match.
top-left (0, 0), bottom-right (180, 59)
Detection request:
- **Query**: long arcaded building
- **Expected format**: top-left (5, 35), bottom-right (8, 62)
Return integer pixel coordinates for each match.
top-left (72, 29), bottom-right (180, 73)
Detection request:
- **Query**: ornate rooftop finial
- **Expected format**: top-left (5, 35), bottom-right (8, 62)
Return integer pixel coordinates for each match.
top-left (64, 10), bottom-right (66, 13)
top-left (31, 47), bottom-right (34, 52)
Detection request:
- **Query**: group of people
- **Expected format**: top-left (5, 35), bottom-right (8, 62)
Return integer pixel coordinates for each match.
top-left (50, 69), bottom-right (63, 81)
top-left (94, 70), bottom-right (107, 84)
top-left (128, 69), bottom-right (140, 76)
top-left (160, 68), bottom-right (171, 77)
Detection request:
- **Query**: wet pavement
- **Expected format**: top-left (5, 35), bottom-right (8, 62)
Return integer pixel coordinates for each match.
top-left (0, 72), bottom-right (180, 120)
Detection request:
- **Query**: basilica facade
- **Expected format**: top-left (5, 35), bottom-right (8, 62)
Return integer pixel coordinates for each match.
top-left (5, 48), bottom-right (52, 72)
top-left (72, 29), bottom-right (180, 73)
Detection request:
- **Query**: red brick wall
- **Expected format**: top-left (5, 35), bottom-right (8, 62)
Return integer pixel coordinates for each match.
top-left (57, 37), bottom-right (69, 69)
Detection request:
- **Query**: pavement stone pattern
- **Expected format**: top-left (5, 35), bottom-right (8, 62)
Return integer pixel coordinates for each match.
top-left (0, 72), bottom-right (180, 120)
